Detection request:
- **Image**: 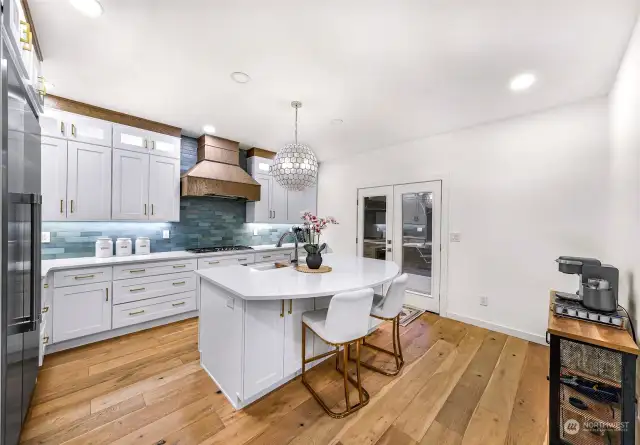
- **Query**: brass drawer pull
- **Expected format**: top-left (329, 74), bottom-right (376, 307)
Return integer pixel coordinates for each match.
top-left (151, 204), bottom-right (155, 215)
top-left (129, 309), bottom-right (145, 316)
top-left (173, 264), bottom-right (186, 269)
top-left (172, 281), bottom-right (186, 286)
top-left (41, 306), bottom-right (49, 313)
top-left (70, 199), bottom-right (74, 213)
top-left (129, 269), bottom-right (146, 273)
top-left (43, 283), bottom-right (48, 288)
top-left (129, 287), bottom-right (145, 292)
top-left (144, 139), bottom-right (148, 149)
top-left (60, 121), bottom-right (65, 135)
top-left (262, 255), bottom-right (272, 259)
top-left (71, 124), bottom-right (76, 137)
top-left (172, 302), bottom-right (186, 307)
top-left (106, 288), bottom-right (109, 301)
top-left (236, 258), bottom-right (247, 262)
top-left (208, 261), bottom-right (220, 265)
top-left (280, 300), bottom-right (284, 317)
top-left (74, 274), bottom-right (95, 280)
top-left (144, 204), bottom-right (147, 216)
top-left (288, 299), bottom-right (292, 315)
top-left (60, 199), bottom-right (64, 214)
top-left (43, 335), bottom-right (49, 344)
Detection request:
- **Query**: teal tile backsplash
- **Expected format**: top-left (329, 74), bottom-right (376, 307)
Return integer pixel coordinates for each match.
top-left (42, 137), bottom-right (293, 260)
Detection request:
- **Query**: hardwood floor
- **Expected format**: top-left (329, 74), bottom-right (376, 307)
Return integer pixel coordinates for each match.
top-left (21, 314), bottom-right (550, 445)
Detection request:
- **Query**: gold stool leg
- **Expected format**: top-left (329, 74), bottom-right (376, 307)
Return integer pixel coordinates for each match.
top-left (355, 340), bottom-right (364, 405)
top-left (349, 316), bottom-right (405, 376)
top-left (343, 345), bottom-right (350, 410)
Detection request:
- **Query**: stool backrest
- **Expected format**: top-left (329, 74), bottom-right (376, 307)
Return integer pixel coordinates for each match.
top-left (325, 288), bottom-right (374, 344)
top-left (376, 273), bottom-right (409, 318)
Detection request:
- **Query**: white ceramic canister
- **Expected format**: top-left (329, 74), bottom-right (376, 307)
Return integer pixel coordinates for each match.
top-left (135, 237), bottom-right (151, 255)
top-left (95, 237), bottom-right (113, 258)
top-left (116, 238), bottom-right (133, 256)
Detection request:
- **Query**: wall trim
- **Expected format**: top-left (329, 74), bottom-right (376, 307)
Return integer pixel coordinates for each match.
top-left (446, 311), bottom-right (547, 345)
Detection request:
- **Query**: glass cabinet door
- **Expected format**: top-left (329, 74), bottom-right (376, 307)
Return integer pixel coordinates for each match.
top-left (357, 186), bottom-right (394, 261)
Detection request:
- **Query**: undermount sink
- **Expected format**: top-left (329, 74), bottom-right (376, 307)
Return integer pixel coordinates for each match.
top-left (246, 262), bottom-right (290, 271)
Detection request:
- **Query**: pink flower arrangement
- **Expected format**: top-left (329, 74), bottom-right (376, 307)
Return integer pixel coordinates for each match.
top-left (301, 212), bottom-right (338, 246)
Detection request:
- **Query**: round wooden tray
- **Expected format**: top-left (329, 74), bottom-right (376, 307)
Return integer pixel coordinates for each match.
top-left (295, 265), bottom-right (332, 274)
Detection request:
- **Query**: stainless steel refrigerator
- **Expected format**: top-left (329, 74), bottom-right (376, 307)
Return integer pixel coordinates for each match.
top-left (0, 27), bottom-right (42, 445)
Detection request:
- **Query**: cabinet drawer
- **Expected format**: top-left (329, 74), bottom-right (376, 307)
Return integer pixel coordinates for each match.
top-left (112, 291), bottom-right (196, 329)
top-left (112, 272), bottom-right (195, 305)
top-left (255, 251), bottom-right (292, 263)
top-left (113, 259), bottom-right (196, 280)
top-left (54, 267), bottom-right (112, 288)
top-left (197, 254), bottom-right (255, 269)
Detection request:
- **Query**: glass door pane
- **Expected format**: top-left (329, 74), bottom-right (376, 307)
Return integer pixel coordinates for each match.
top-left (357, 186), bottom-right (394, 261)
top-left (393, 182), bottom-right (442, 313)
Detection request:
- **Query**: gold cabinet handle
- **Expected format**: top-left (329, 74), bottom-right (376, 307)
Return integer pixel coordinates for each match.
top-left (74, 274), bottom-right (95, 280)
top-left (144, 204), bottom-right (147, 216)
top-left (236, 258), bottom-right (247, 262)
top-left (263, 255), bottom-right (272, 259)
top-left (70, 200), bottom-right (74, 213)
top-left (280, 300), bottom-right (284, 317)
top-left (60, 121), bottom-right (65, 135)
top-left (106, 288), bottom-right (109, 301)
top-left (60, 199), bottom-right (64, 214)
top-left (172, 281), bottom-right (186, 286)
top-left (288, 299), bottom-right (292, 315)
top-left (172, 264), bottom-right (185, 269)
top-left (172, 301), bottom-right (186, 307)
top-left (151, 204), bottom-right (154, 215)
top-left (71, 124), bottom-right (76, 137)
top-left (41, 306), bottom-right (49, 313)
top-left (43, 335), bottom-right (49, 344)
top-left (129, 269), bottom-right (146, 273)
top-left (151, 140), bottom-right (155, 150)
top-left (129, 287), bottom-right (145, 292)
top-left (43, 284), bottom-right (48, 288)
top-left (129, 309), bottom-right (145, 316)
top-left (208, 261), bottom-right (220, 265)
top-left (144, 139), bottom-right (148, 149)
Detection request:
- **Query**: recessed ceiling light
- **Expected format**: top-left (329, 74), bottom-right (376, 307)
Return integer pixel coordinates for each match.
top-left (330, 118), bottom-right (344, 125)
top-left (69, 0), bottom-right (103, 18)
top-left (230, 72), bottom-right (251, 84)
top-left (203, 125), bottom-right (216, 134)
top-left (509, 72), bottom-right (537, 92)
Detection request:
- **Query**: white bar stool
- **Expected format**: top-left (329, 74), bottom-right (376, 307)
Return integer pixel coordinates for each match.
top-left (352, 273), bottom-right (409, 376)
top-left (301, 288), bottom-right (374, 418)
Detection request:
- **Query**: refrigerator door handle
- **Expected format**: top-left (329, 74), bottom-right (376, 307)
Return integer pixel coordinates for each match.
top-left (31, 193), bottom-right (42, 330)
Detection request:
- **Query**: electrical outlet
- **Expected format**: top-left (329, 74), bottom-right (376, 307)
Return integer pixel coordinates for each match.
top-left (253, 228), bottom-right (259, 236)
top-left (450, 232), bottom-right (461, 243)
top-left (480, 296), bottom-right (489, 307)
top-left (162, 230), bottom-right (170, 239)
top-left (41, 232), bottom-right (50, 243)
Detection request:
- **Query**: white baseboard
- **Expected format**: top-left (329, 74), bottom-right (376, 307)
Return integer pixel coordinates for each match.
top-left (445, 312), bottom-right (547, 345)
top-left (46, 311), bottom-right (199, 354)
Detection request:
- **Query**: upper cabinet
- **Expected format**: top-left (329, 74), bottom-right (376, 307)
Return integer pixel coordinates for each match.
top-left (113, 124), bottom-right (180, 159)
top-left (246, 155), bottom-right (317, 224)
top-left (41, 108), bottom-right (182, 222)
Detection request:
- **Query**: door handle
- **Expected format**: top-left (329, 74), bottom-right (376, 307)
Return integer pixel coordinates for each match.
top-left (280, 300), bottom-right (284, 317)
top-left (60, 121), bottom-right (65, 135)
top-left (71, 124), bottom-right (76, 137)
top-left (387, 248), bottom-right (392, 252)
top-left (60, 199), bottom-right (64, 214)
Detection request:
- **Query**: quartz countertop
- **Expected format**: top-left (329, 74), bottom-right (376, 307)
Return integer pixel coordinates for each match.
top-left (41, 243), bottom-right (301, 278)
top-left (196, 254), bottom-right (399, 300)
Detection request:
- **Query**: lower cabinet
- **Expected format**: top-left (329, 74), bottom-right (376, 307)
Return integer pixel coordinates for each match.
top-left (284, 298), bottom-right (314, 377)
top-left (53, 282), bottom-right (112, 343)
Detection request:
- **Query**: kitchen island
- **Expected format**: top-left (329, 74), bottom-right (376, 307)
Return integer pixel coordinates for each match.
top-left (196, 254), bottom-right (399, 409)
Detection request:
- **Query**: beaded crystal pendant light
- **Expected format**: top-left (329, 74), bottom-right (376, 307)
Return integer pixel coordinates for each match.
top-left (271, 101), bottom-right (318, 191)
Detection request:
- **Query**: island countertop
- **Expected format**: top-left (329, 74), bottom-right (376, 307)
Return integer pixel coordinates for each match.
top-left (195, 254), bottom-right (400, 300)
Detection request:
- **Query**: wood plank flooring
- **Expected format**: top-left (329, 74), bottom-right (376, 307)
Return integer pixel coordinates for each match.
top-left (21, 314), bottom-right (550, 445)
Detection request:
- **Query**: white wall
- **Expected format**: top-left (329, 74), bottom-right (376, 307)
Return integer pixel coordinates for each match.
top-left (608, 17), bottom-right (640, 330)
top-left (318, 98), bottom-right (610, 342)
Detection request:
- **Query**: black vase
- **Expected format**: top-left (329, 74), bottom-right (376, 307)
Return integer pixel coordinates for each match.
top-left (306, 252), bottom-right (323, 269)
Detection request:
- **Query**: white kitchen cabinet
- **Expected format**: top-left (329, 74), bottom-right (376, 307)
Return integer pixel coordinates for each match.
top-left (40, 109), bottom-right (69, 139)
top-left (67, 141), bottom-right (112, 220)
top-left (271, 178), bottom-right (288, 223)
top-left (52, 282), bottom-right (112, 343)
top-left (243, 299), bottom-right (286, 400)
top-left (39, 278), bottom-right (52, 366)
top-left (150, 132), bottom-right (181, 159)
top-left (287, 185), bottom-right (317, 224)
top-left (67, 114), bottom-right (112, 147)
top-left (283, 298), bottom-right (314, 377)
top-left (247, 174), bottom-right (271, 223)
top-left (113, 124), bottom-right (150, 154)
top-left (112, 148), bottom-right (150, 220)
top-left (149, 155), bottom-right (180, 221)
top-left (41, 136), bottom-right (68, 221)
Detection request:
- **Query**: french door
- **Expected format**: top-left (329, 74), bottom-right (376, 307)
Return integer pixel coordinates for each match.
top-left (357, 181), bottom-right (442, 313)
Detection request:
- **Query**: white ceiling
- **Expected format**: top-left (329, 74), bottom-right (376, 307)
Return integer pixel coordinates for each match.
top-left (31, 0), bottom-right (638, 161)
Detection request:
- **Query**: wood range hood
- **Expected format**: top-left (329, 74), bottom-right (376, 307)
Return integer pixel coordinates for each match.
top-left (181, 135), bottom-right (260, 201)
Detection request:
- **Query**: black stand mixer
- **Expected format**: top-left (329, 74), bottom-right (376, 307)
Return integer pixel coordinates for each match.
top-left (555, 256), bottom-right (619, 313)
